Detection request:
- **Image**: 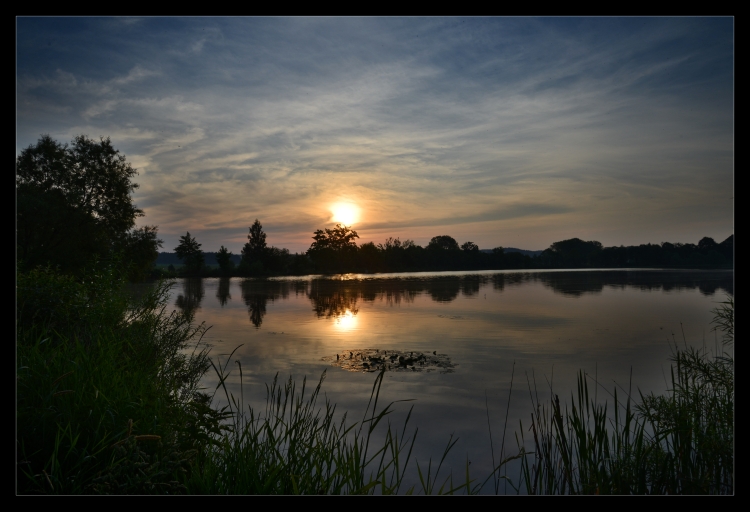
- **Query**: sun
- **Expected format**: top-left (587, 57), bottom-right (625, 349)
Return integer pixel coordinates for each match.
top-left (330, 203), bottom-right (359, 226)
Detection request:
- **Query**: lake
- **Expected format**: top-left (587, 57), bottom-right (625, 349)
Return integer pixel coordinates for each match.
top-left (164, 268), bottom-right (733, 493)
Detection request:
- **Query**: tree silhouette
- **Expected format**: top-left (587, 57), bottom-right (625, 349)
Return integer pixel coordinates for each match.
top-left (216, 245), bottom-right (234, 275)
top-left (243, 220), bottom-right (267, 257)
top-left (241, 219), bottom-right (268, 274)
top-left (119, 225), bottom-right (163, 281)
top-left (428, 235), bottom-right (459, 251)
top-left (309, 224), bottom-right (359, 252)
top-left (543, 238), bottom-right (603, 267)
top-left (175, 232), bottom-right (204, 275)
top-left (16, 134), bottom-right (157, 275)
top-left (307, 224), bottom-right (360, 272)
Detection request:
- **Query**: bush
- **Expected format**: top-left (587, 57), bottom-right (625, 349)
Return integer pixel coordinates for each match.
top-left (16, 265), bottom-right (213, 494)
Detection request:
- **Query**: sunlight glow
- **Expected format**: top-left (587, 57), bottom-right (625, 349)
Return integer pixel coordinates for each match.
top-left (334, 309), bottom-right (358, 331)
top-left (330, 203), bottom-right (359, 226)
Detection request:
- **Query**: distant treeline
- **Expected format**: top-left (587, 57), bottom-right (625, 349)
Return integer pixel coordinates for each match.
top-left (161, 221), bottom-right (733, 278)
top-left (158, 247), bottom-right (543, 265)
top-left (481, 247), bottom-right (544, 257)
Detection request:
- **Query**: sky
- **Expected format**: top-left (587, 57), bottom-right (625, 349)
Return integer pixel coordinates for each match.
top-left (16, 17), bottom-right (734, 254)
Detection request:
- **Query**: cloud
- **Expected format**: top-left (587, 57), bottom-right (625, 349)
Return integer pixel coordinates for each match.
top-left (17, 17), bottom-right (734, 253)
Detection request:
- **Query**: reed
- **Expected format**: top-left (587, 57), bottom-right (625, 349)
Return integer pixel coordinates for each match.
top-left (514, 298), bottom-right (734, 494)
top-left (183, 357), bottom-right (486, 494)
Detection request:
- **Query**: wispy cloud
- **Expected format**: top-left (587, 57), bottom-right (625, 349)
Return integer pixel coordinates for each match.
top-left (17, 17), bottom-right (733, 253)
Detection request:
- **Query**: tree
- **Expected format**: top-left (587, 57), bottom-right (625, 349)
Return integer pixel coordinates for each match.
top-left (216, 245), bottom-right (235, 275)
top-left (264, 246), bottom-right (291, 274)
top-left (461, 241), bottom-right (479, 252)
top-left (241, 219), bottom-right (266, 260)
top-left (118, 225), bottom-right (163, 281)
top-left (377, 237), bottom-right (403, 251)
top-left (542, 238), bottom-right (603, 268)
top-left (698, 237), bottom-right (718, 250)
top-left (241, 219), bottom-right (268, 275)
top-left (17, 134), bottom-right (157, 275)
top-left (307, 224), bottom-right (360, 272)
top-left (308, 224), bottom-right (360, 253)
top-left (718, 235), bottom-right (733, 261)
top-left (175, 232), bottom-right (204, 275)
top-left (427, 235), bottom-right (459, 251)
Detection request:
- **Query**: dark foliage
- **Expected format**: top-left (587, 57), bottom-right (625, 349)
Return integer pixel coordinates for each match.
top-left (174, 232), bottom-right (205, 276)
top-left (17, 135), bottom-right (160, 277)
top-left (428, 235), bottom-right (459, 251)
top-left (307, 224), bottom-right (360, 272)
top-left (215, 246), bottom-right (235, 275)
top-left (240, 219), bottom-right (267, 273)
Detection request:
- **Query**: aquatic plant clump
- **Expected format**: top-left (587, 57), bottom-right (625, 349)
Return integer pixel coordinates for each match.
top-left (322, 349), bottom-right (456, 373)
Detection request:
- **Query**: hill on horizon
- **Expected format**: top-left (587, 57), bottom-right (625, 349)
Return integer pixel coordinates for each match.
top-left (480, 247), bottom-right (544, 257)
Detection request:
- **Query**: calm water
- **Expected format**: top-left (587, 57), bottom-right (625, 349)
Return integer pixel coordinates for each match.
top-left (165, 269), bottom-right (733, 493)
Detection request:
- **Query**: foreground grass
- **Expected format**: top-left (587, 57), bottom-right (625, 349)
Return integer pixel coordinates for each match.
top-left (513, 298), bottom-right (733, 494)
top-left (184, 365), bottom-right (478, 494)
top-left (17, 266), bottom-right (214, 493)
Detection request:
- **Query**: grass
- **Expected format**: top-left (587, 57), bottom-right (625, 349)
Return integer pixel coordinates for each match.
top-left (512, 298), bottom-right (734, 494)
top-left (182, 346), bottom-right (491, 494)
top-left (17, 265), bottom-right (213, 494)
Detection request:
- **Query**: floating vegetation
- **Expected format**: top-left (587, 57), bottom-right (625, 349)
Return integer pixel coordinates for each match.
top-left (323, 349), bottom-right (456, 373)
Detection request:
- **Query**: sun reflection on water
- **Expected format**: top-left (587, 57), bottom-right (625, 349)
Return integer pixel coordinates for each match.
top-left (333, 309), bottom-right (358, 331)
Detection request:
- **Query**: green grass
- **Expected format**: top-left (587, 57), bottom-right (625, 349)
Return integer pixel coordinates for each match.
top-left (17, 265), bottom-right (212, 494)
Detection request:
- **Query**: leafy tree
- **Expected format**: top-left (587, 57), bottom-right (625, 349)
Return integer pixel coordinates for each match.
top-left (174, 232), bottom-right (204, 275)
top-left (216, 245), bottom-right (235, 275)
top-left (309, 224), bottom-right (360, 253)
top-left (698, 237), bottom-right (718, 250)
top-left (307, 224), bottom-right (360, 272)
top-left (264, 246), bottom-right (291, 274)
top-left (377, 237), bottom-right (403, 251)
top-left (118, 225), bottom-right (163, 281)
top-left (16, 134), bottom-right (157, 276)
top-left (358, 241), bottom-right (383, 272)
top-left (461, 241), bottom-right (479, 252)
top-left (542, 238), bottom-right (603, 268)
top-left (427, 235), bottom-right (459, 251)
